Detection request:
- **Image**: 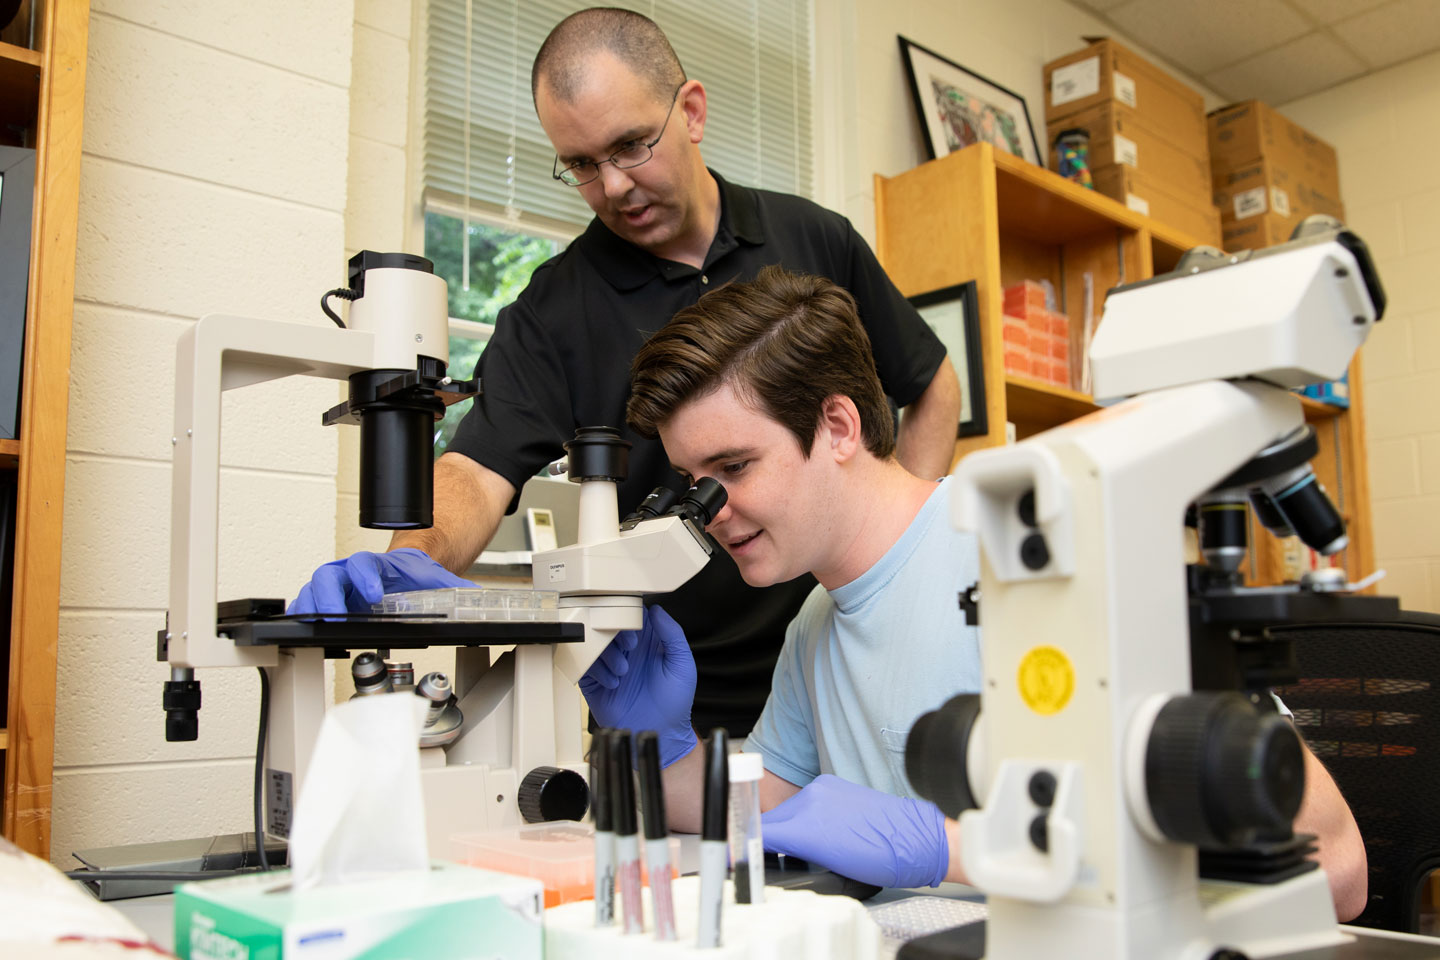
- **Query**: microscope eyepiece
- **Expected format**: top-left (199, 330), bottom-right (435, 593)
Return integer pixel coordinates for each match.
top-left (623, 486), bottom-right (680, 526)
top-left (673, 477), bottom-right (727, 526)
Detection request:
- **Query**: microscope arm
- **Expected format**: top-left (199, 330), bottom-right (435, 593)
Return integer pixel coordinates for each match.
top-left (166, 315), bottom-right (376, 670)
top-left (540, 514), bottom-right (715, 682)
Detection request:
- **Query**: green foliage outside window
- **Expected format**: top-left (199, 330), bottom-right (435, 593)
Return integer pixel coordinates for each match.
top-left (424, 210), bottom-right (561, 455)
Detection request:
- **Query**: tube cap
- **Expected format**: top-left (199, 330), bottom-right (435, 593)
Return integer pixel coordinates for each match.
top-left (728, 752), bottom-right (764, 783)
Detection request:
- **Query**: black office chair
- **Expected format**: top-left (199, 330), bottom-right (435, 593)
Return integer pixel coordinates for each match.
top-left (1272, 611), bottom-right (1440, 933)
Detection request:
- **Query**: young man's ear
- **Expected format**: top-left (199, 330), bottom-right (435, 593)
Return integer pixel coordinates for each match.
top-left (819, 395), bottom-right (862, 462)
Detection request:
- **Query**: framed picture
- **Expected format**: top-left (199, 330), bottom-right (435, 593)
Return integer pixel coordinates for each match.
top-left (908, 280), bottom-right (987, 439)
top-left (899, 36), bottom-right (1041, 166)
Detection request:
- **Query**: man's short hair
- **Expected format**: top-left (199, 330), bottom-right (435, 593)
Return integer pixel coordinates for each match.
top-left (532, 7), bottom-right (686, 105)
top-left (628, 266), bottom-right (897, 459)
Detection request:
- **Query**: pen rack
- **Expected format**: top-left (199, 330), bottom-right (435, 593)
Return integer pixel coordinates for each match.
top-left (544, 875), bottom-right (880, 959)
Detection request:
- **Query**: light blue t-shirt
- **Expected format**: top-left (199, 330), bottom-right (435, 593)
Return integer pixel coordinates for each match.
top-left (744, 477), bottom-right (982, 799)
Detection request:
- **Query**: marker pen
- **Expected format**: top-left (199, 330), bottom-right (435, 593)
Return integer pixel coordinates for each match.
top-left (591, 728), bottom-right (615, 926)
top-left (697, 727), bottom-right (729, 949)
top-left (609, 729), bottom-right (644, 935)
top-left (636, 731), bottom-right (677, 941)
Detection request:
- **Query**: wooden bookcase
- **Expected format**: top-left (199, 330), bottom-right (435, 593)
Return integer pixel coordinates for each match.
top-left (1, 0), bottom-right (88, 859)
top-left (874, 142), bottom-right (1374, 588)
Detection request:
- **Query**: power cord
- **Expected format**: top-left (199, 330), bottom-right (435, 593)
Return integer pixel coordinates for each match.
top-left (255, 666), bottom-right (271, 871)
top-left (320, 287), bottom-right (358, 327)
top-left (62, 669), bottom-right (279, 890)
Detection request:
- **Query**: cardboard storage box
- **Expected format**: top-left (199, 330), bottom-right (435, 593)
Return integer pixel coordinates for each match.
top-left (174, 862), bottom-right (543, 959)
top-left (1092, 165), bottom-right (1222, 248)
top-left (1221, 213), bottom-right (1292, 252)
top-left (1044, 37), bottom-right (1206, 147)
top-left (1047, 101), bottom-right (1210, 201)
top-left (1209, 100), bottom-right (1339, 199)
top-left (1212, 158), bottom-right (1344, 223)
top-left (1212, 158), bottom-right (1345, 251)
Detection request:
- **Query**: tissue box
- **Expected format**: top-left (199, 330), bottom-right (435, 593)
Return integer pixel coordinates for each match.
top-left (174, 861), bottom-right (542, 959)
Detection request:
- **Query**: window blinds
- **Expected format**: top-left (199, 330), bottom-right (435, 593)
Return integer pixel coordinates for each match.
top-left (423, 0), bottom-right (814, 229)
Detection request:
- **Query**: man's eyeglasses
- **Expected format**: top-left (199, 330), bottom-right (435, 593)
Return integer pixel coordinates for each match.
top-left (552, 84), bottom-right (684, 187)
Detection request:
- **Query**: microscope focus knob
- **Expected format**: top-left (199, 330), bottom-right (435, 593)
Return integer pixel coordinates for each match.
top-left (1144, 692), bottom-right (1305, 847)
top-left (905, 693), bottom-right (983, 819)
top-left (518, 766), bottom-right (590, 823)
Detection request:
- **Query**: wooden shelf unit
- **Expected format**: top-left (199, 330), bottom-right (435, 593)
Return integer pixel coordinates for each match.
top-left (2, 0), bottom-right (88, 860)
top-left (0, 40), bottom-right (42, 139)
top-left (874, 142), bottom-right (1372, 587)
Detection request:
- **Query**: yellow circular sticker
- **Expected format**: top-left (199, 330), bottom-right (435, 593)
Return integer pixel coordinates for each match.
top-left (1017, 646), bottom-right (1075, 715)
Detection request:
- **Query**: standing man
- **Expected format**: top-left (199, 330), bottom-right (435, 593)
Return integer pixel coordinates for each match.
top-left (291, 8), bottom-right (960, 736)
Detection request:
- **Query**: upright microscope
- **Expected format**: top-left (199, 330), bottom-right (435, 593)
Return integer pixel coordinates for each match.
top-left (161, 252), bottom-right (722, 855)
top-left (906, 220), bottom-right (1405, 959)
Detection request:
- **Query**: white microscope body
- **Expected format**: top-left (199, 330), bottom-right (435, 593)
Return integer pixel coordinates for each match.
top-left (421, 437), bottom-right (719, 853)
top-left (941, 225), bottom-right (1386, 959)
top-left (163, 252), bottom-right (716, 857)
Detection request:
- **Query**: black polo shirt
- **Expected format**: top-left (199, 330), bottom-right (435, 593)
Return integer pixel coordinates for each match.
top-left (449, 170), bottom-right (947, 736)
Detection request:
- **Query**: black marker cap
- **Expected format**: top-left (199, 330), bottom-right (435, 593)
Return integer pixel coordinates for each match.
top-left (609, 729), bottom-right (638, 837)
top-left (591, 727), bottom-right (613, 832)
top-left (637, 731), bottom-right (668, 841)
top-left (701, 728), bottom-right (729, 842)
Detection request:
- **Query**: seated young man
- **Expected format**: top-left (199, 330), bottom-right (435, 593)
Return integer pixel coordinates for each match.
top-left (583, 266), bottom-right (1368, 918)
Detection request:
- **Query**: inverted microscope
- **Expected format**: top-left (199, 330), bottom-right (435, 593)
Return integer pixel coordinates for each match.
top-left (160, 251), bottom-right (723, 855)
top-left (905, 219), bottom-right (1429, 959)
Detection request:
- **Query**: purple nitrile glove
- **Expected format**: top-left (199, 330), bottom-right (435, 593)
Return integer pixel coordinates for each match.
top-left (287, 548), bottom-right (473, 614)
top-left (579, 605), bottom-right (698, 767)
top-left (762, 774), bottom-right (950, 889)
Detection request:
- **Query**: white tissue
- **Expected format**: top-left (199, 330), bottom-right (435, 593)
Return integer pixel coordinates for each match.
top-left (288, 692), bottom-right (431, 890)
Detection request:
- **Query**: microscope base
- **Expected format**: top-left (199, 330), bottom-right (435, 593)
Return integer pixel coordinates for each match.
top-left (981, 870), bottom-right (1345, 960)
top-left (418, 760), bottom-right (589, 860)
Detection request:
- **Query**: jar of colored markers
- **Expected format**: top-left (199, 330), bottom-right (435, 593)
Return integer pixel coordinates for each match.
top-left (1055, 127), bottom-right (1093, 189)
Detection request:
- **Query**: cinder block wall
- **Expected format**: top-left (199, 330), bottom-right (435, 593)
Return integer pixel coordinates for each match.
top-left (51, 1), bottom-right (356, 864)
top-left (1283, 51), bottom-right (1440, 613)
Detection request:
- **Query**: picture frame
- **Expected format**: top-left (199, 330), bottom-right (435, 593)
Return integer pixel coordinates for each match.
top-left (899, 36), bottom-right (1041, 166)
top-left (908, 280), bottom-right (988, 439)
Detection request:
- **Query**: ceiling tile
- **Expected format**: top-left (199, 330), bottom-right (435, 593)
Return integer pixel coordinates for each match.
top-left (1286, 0), bottom-right (1392, 27)
top-left (1107, 0), bottom-right (1312, 74)
top-left (1206, 30), bottom-right (1367, 105)
top-left (1335, 0), bottom-right (1440, 67)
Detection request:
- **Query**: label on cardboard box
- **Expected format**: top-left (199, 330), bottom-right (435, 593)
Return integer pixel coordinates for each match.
top-left (1125, 193), bottom-right (1150, 216)
top-left (1233, 186), bottom-right (1267, 219)
top-left (1052, 57), bottom-right (1100, 106)
top-left (1113, 72), bottom-right (1136, 108)
top-left (1114, 133), bottom-right (1138, 167)
top-left (1271, 187), bottom-right (1290, 217)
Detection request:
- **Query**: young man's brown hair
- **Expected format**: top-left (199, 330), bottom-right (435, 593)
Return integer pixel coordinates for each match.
top-left (627, 265), bottom-right (896, 458)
